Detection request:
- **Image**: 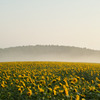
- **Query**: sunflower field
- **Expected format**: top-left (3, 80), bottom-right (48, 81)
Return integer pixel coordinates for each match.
top-left (0, 61), bottom-right (100, 100)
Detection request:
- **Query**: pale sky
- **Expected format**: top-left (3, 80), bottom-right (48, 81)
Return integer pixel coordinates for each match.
top-left (0, 0), bottom-right (100, 50)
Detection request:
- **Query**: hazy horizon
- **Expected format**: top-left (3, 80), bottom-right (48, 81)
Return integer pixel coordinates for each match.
top-left (0, 0), bottom-right (100, 50)
top-left (0, 45), bottom-right (100, 63)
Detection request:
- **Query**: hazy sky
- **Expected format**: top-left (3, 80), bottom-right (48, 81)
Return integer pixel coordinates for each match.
top-left (0, 0), bottom-right (100, 50)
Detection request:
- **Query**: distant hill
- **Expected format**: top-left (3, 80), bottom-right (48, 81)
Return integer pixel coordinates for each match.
top-left (0, 45), bottom-right (100, 63)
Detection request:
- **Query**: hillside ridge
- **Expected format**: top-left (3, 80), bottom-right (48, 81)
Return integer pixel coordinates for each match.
top-left (0, 45), bottom-right (100, 62)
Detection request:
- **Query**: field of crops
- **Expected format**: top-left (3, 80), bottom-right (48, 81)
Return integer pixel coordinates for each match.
top-left (0, 62), bottom-right (100, 100)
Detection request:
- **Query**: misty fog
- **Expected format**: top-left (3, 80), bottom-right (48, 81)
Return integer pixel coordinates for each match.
top-left (0, 53), bottom-right (100, 63)
top-left (0, 45), bottom-right (100, 63)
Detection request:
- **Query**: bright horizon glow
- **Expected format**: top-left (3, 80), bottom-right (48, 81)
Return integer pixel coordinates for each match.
top-left (0, 0), bottom-right (100, 50)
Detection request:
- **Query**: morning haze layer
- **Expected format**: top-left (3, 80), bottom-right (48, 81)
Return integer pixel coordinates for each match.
top-left (0, 45), bottom-right (100, 63)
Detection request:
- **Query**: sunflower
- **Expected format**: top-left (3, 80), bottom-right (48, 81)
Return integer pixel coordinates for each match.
top-left (73, 78), bottom-right (78, 83)
top-left (27, 89), bottom-right (32, 96)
